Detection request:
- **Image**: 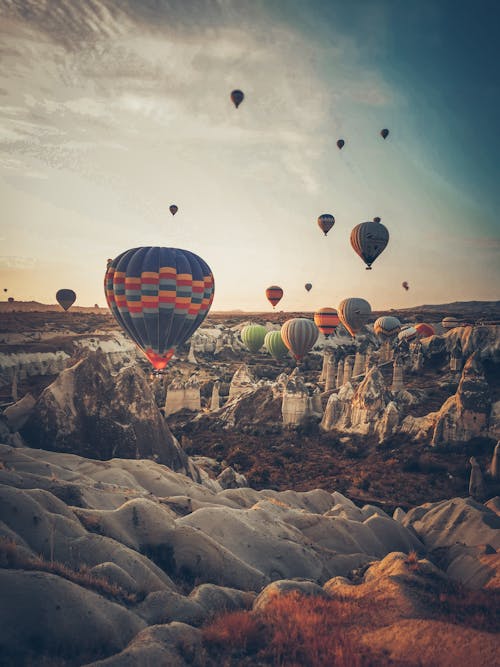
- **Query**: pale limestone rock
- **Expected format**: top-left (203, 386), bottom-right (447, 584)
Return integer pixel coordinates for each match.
top-left (391, 355), bottom-right (405, 393)
top-left (377, 401), bottom-right (400, 443)
top-left (336, 358), bottom-right (344, 388)
top-left (216, 466), bottom-right (248, 490)
top-left (490, 441), bottom-right (500, 480)
top-left (209, 381), bottom-right (220, 411)
top-left (468, 457), bottom-right (486, 500)
top-left (325, 356), bottom-right (337, 391)
top-left (342, 355), bottom-right (354, 385)
top-left (3, 393), bottom-right (36, 431)
top-left (228, 364), bottom-right (257, 400)
top-left (187, 340), bottom-right (197, 364)
top-left (352, 351), bottom-right (365, 378)
top-left (282, 371), bottom-right (313, 427)
top-left (165, 376), bottom-right (201, 416)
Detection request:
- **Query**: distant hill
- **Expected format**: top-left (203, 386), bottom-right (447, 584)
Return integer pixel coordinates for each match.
top-left (0, 301), bottom-right (109, 314)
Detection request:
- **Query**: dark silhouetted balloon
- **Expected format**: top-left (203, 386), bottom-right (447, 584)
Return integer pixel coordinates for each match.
top-left (338, 298), bottom-right (371, 337)
top-left (317, 213), bottom-right (335, 236)
top-left (56, 289), bottom-right (76, 311)
top-left (281, 318), bottom-right (319, 363)
top-left (105, 247), bottom-right (214, 370)
top-left (231, 90), bottom-right (244, 108)
top-left (314, 307), bottom-right (339, 339)
top-left (169, 205), bottom-right (178, 216)
top-left (380, 128), bottom-right (389, 139)
top-left (337, 139), bottom-right (345, 149)
top-left (402, 281), bottom-right (409, 291)
top-left (350, 218), bottom-right (389, 269)
top-left (305, 283), bottom-right (312, 292)
top-left (8, 297), bottom-right (14, 303)
top-left (3, 288), bottom-right (7, 293)
top-left (265, 285), bottom-right (283, 309)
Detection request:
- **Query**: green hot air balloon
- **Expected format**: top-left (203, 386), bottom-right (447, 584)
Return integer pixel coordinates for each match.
top-left (281, 318), bottom-right (319, 363)
top-left (264, 330), bottom-right (289, 360)
top-left (241, 324), bottom-right (267, 353)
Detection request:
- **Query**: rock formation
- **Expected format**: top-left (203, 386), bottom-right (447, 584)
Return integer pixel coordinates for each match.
top-left (490, 441), bottom-right (500, 480)
top-left (282, 370), bottom-right (322, 427)
top-left (391, 354), bottom-right (405, 393)
top-left (336, 358), bottom-right (344, 388)
top-left (165, 376), bottom-right (201, 416)
top-left (21, 351), bottom-right (189, 472)
top-left (209, 381), bottom-right (220, 411)
top-left (228, 364), bottom-right (257, 400)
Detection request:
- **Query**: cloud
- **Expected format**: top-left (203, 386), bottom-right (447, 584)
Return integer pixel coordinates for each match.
top-left (0, 256), bottom-right (38, 269)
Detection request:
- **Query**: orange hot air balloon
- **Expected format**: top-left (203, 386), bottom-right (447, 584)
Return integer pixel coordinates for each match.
top-left (265, 285), bottom-right (283, 309)
top-left (415, 323), bottom-right (435, 338)
top-left (314, 307), bottom-right (339, 339)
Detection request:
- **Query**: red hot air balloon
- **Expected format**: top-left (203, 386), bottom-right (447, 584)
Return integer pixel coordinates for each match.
top-left (314, 307), bottom-right (339, 338)
top-left (105, 247), bottom-right (214, 371)
top-left (317, 213), bottom-right (335, 236)
top-left (56, 289), bottom-right (76, 311)
top-left (337, 139), bottom-right (345, 149)
top-left (380, 128), bottom-right (389, 139)
top-left (230, 90), bottom-right (244, 108)
top-left (415, 323), bottom-right (435, 338)
top-left (265, 285), bottom-right (283, 309)
top-left (169, 205), bottom-right (178, 216)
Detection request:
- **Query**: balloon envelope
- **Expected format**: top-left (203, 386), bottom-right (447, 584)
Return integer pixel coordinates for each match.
top-left (398, 326), bottom-right (417, 342)
top-left (337, 139), bottom-right (345, 149)
top-left (281, 318), bottom-right (319, 363)
top-left (264, 330), bottom-right (289, 360)
top-left (241, 324), bottom-right (267, 353)
top-left (374, 315), bottom-right (401, 338)
top-left (442, 317), bottom-right (461, 330)
top-left (402, 281), bottom-right (409, 291)
top-left (350, 219), bottom-right (389, 269)
top-left (380, 128), bottom-right (389, 139)
top-left (56, 289), bottom-right (76, 311)
top-left (169, 205), bottom-right (178, 216)
top-left (317, 213), bottom-right (335, 236)
top-left (415, 323), bottom-right (435, 338)
top-left (305, 283), bottom-right (312, 292)
top-left (105, 246), bottom-right (214, 370)
top-left (265, 285), bottom-right (283, 309)
top-left (314, 307), bottom-right (339, 338)
top-left (338, 298), bottom-right (371, 337)
top-left (231, 89), bottom-right (244, 108)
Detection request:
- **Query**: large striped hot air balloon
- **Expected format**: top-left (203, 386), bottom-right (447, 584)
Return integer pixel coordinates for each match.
top-left (241, 324), bottom-right (267, 353)
top-left (374, 316), bottom-right (401, 339)
top-left (314, 307), bottom-right (339, 339)
top-left (265, 285), bottom-right (283, 309)
top-left (317, 213), bottom-right (335, 237)
top-left (281, 318), bottom-right (319, 363)
top-left (338, 298), bottom-right (371, 337)
top-left (415, 323), bottom-right (435, 338)
top-left (56, 289), bottom-right (76, 311)
top-left (264, 330), bottom-right (289, 360)
top-left (105, 247), bottom-right (214, 370)
top-left (350, 219), bottom-right (389, 269)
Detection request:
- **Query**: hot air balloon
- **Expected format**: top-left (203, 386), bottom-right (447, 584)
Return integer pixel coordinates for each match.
top-left (305, 283), bottom-right (312, 292)
top-left (314, 307), bottom-right (340, 339)
top-left (380, 128), bottom-right (389, 139)
top-left (241, 324), bottom-right (267, 353)
top-left (281, 318), bottom-right (319, 363)
top-left (3, 288), bottom-right (7, 293)
top-left (402, 281), bottom-right (409, 291)
top-left (105, 246), bottom-right (214, 371)
top-left (350, 218), bottom-right (389, 269)
top-left (264, 330), bottom-right (289, 360)
top-left (338, 298), bottom-right (371, 337)
top-left (56, 289), bottom-right (76, 311)
top-left (317, 214), bottom-right (335, 237)
top-left (8, 297), bottom-right (14, 303)
top-left (374, 316), bottom-right (401, 339)
top-left (265, 285), bottom-right (283, 309)
top-left (398, 326), bottom-right (417, 342)
top-left (337, 139), bottom-right (345, 149)
top-left (415, 323), bottom-right (435, 338)
top-left (169, 205), bottom-right (178, 216)
top-left (442, 317), bottom-right (461, 330)
top-left (231, 89), bottom-right (244, 108)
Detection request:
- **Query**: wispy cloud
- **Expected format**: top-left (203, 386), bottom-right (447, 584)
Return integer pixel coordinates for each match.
top-left (0, 256), bottom-right (38, 269)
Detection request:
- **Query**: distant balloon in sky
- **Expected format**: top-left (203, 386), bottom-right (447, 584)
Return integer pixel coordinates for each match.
top-left (314, 307), bottom-right (339, 339)
top-left (230, 89), bottom-right (244, 108)
top-left (3, 288), bottom-right (7, 292)
top-left (305, 283), bottom-right (312, 292)
top-left (281, 318), bottom-right (319, 363)
top-left (241, 324), bottom-right (267, 353)
top-left (350, 218), bottom-right (389, 269)
top-left (56, 289), bottom-right (76, 311)
top-left (402, 281), bottom-right (409, 291)
top-left (265, 285), bottom-right (283, 309)
top-left (317, 213), bottom-right (335, 237)
top-left (338, 298), bottom-right (371, 337)
top-left (105, 246), bottom-right (214, 371)
top-left (374, 315), bottom-right (401, 339)
top-left (264, 330), bottom-right (289, 360)
top-left (337, 139), bottom-right (345, 149)
top-left (169, 205), bottom-right (178, 216)
top-left (380, 128), bottom-right (389, 139)
top-left (415, 323), bottom-right (435, 338)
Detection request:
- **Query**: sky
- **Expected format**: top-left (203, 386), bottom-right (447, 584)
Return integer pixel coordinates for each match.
top-left (0, 0), bottom-right (499, 311)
